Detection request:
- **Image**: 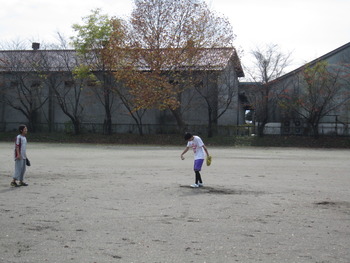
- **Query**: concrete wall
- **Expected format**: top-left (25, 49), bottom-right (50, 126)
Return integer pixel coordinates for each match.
top-left (0, 66), bottom-right (243, 133)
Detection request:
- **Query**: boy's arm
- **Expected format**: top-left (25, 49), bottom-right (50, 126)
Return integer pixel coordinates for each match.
top-left (15, 136), bottom-right (21, 159)
top-left (15, 145), bottom-right (21, 159)
top-left (181, 147), bottom-right (189, 160)
top-left (203, 145), bottom-right (209, 156)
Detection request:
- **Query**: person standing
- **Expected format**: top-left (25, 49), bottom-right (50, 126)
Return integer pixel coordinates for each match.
top-left (181, 132), bottom-right (209, 188)
top-left (11, 124), bottom-right (29, 187)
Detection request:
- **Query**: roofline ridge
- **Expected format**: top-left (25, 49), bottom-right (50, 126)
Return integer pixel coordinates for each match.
top-left (269, 41), bottom-right (350, 83)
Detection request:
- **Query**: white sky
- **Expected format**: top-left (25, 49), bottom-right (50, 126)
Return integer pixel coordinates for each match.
top-left (1, 0), bottom-right (349, 72)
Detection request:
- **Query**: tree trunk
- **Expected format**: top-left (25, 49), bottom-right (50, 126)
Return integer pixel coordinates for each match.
top-left (28, 111), bottom-right (37, 133)
top-left (137, 123), bottom-right (144, 136)
top-left (103, 103), bottom-right (112, 135)
top-left (312, 124), bottom-right (319, 138)
top-left (103, 84), bottom-right (113, 135)
top-left (103, 117), bottom-right (112, 135)
top-left (257, 120), bottom-right (267, 137)
top-left (170, 108), bottom-right (186, 133)
top-left (207, 107), bottom-right (213, 137)
top-left (73, 119), bottom-right (81, 135)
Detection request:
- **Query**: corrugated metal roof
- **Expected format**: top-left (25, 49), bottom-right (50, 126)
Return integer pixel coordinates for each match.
top-left (269, 42), bottom-right (350, 83)
top-left (0, 47), bottom-right (244, 76)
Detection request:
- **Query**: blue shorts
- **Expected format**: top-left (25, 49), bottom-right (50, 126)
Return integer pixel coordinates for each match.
top-left (194, 159), bottom-right (204, 171)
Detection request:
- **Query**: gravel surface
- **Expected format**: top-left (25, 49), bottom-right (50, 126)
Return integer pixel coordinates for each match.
top-left (1, 142), bottom-right (349, 263)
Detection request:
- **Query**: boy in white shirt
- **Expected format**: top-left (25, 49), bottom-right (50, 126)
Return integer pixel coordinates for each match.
top-left (11, 125), bottom-right (29, 187)
top-left (181, 132), bottom-right (209, 188)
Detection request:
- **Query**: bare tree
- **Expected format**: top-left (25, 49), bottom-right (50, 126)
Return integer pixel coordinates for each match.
top-left (278, 61), bottom-right (350, 137)
top-left (113, 83), bottom-right (147, 135)
top-left (0, 45), bottom-right (49, 132)
top-left (244, 44), bottom-right (292, 136)
top-left (40, 35), bottom-right (87, 135)
top-left (193, 49), bottom-right (241, 137)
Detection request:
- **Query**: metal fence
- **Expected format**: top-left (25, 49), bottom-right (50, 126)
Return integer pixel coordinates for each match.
top-left (0, 122), bottom-right (256, 136)
top-left (1, 121), bottom-right (349, 136)
top-left (265, 122), bottom-right (350, 136)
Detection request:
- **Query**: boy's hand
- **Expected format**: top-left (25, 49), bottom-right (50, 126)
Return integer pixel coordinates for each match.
top-left (181, 155), bottom-right (185, 160)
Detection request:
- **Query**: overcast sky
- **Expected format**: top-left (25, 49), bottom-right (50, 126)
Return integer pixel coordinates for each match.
top-left (1, 0), bottom-right (349, 72)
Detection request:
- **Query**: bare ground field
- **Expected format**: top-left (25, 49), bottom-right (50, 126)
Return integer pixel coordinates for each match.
top-left (0, 142), bottom-right (349, 263)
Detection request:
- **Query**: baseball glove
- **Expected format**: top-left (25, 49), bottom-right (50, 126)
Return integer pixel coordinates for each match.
top-left (206, 155), bottom-right (212, 166)
top-left (26, 158), bottom-right (31, 166)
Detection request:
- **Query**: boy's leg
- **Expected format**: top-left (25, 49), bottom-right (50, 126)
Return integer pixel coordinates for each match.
top-left (12, 160), bottom-right (21, 186)
top-left (195, 171), bottom-right (202, 184)
top-left (14, 159), bottom-right (26, 181)
top-left (193, 159), bottom-right (204, 184)
top-left (13, 160), bottom-right (21, 181)
top-left (19, 159), bottom-right (26, 181)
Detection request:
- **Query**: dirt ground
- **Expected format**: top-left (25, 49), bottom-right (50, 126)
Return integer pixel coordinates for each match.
top-left (0, 142), bottom-right (349, 263)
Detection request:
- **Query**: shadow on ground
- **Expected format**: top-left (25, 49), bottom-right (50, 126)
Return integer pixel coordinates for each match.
top-left (179, 185), bottom-right (265, 196)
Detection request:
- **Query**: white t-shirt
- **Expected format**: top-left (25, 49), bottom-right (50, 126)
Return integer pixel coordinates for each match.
top-left (15, 135), bottom-right (27, 159)
top-left (187, 135), bottom-right (205, 160)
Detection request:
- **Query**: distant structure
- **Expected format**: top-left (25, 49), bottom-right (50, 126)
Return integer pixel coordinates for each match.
top-left (240, 42), bottom-right (350, 136)
top-left (32, 42), bottom-right (40, 50)
top-left (0, 44), bottom-right (245, 135)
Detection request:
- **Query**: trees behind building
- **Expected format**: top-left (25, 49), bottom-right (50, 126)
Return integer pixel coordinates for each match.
top-left (0, 0), bottom-right (239, 136)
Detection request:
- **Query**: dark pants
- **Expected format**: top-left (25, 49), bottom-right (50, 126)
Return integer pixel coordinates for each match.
top-left (195, 171), bottom-right (202, 184)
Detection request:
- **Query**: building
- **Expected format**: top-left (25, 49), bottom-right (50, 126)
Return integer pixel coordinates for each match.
top-left (0, 45), bottom-right (245, 135)
top-left (240, 42), bottom-right (350, 136)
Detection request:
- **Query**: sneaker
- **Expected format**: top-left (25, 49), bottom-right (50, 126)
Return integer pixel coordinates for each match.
top-left (198, 183), bottom-right (204, 187)
top-left (19, 182), bottom-right (28, 186)
top-left (10, 181), bottom-right (18, 187)
top-left (190, 184), bottom-right (199, 188)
